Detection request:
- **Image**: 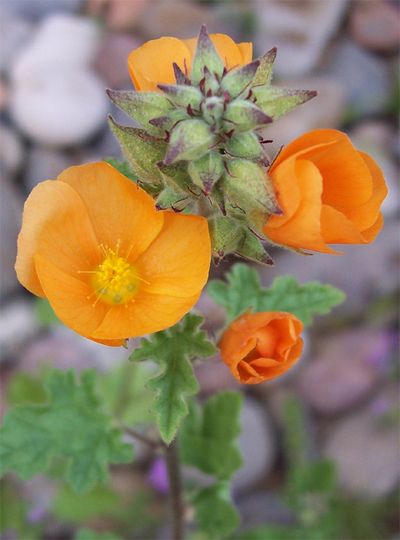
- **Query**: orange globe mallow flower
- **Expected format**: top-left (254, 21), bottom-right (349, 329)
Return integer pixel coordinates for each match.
top-left (15, 162), bottom-right (211, 346)
top-left (219, 312), bottom-right (303, 384)
top-left (264, 129), bottom-right (388, 254)
top-left (128, 33), bottom-right (252, 91)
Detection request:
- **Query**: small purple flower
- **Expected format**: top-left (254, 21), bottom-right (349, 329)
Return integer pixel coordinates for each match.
top-left (148, 457), bottom-right (169, 495)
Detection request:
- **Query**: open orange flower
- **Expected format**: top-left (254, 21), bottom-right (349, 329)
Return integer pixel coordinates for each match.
top-left (264, 129), bottom-right (387, 254)
top-left (128, 33), bottom-right (252, 91)
top-left (219, 312), bottom-right (303, 384)
top-left (15, 162), bottom-right (211, 346)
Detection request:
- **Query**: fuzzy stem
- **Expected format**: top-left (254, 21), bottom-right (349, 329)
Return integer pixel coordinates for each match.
top-left (164, 439), bottom-right (185, 540)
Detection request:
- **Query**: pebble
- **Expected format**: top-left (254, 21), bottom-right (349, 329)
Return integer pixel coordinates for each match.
top-left (23, 146), bottom-right (75, 191)
top-left (0, 175), bottom-right (23, 298)
top-left (252, 0), bottom-right (349, 77)
top-left (196, 357), bottom-right (240, 396)
top-left (323, 40), bottom-right (392, 116)
top-left (232, 398), bottom-right (276, 493)
top-left (298, 328), bottom-right (385, 415)
top-left (0, 11), bottom-right (33, 74)
top-left (350, 0), bottom-right (400, 53)
top-left (86, 0), bottom-right (147, 32)
top-left (237, 491), bottom-right (294, 529)
top-left (0, 124), bottom-right (23, 175)
top-left (10, 15), bottom-right (108, 147)
top-left (94, 33), bottom-right (140, 88)
top-left (323, 387), bottom-right (400, 498)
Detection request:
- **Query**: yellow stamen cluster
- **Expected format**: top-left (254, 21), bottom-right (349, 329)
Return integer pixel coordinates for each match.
top-left (91, 248), bottom-right (140, 306)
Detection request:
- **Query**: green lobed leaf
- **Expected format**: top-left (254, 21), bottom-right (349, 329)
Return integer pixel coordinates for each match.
top-left (76, 529), bottom-right (123, 540)
top-left (207, 263), bottom-right (345, 325)
top-left (180, 391), bottom-right (243, 479)
top-left (193, 482), bottom-right (240, 540)
top-left (0, 370), bottom-right (134, 493)
top-left (130, 314), bottom-right (216, 444)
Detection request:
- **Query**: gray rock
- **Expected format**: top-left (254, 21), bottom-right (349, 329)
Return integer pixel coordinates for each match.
top-left (0, 11), bottom-right (33, 74)
top-left (0, 174), bottom-right (23, 297)
top-left (0, 124), bottom-right (23, 175)
top-left (323, 40), bottom-right (392, 116)
top-left (1, 0), bottom-right (82, 20)
top-left (298, 328), bottom-right (384, 415)
top-left (232, 397), bottom-right (276, 493)
top-left (252, 0), bottom-right (348, 77)
top-left (94, 32), bottom-right (140, 88)
top-left (323, 387), bottom-right (400, 498)
top-left (23, 146), bottom-right (75, 191)
top-left (0, 299), bottom-right (40, 362)
top-left (237, 491), bottom-right (294, 529)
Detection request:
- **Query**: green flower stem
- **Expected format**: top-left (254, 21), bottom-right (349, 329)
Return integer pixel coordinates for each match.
top-left (164, 438), bottom-right (185, 540)
top-left (123, 425), bottom-right (162, 450)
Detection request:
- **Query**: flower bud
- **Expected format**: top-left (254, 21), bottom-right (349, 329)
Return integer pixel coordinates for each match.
top-left (188, 151), bottom-right (224, 194)
top-left (164, 119), bottom-right (215, 165)
top-left (225, 132), bottom-right (264, 160)
top-left (220, 59), bottom-right (260, 99)
top-left (157, 84), bottom-right (203, 110)
top-left (223, 100), bottom-right (272, 133)
top-left (201, 96), bottom-right (225, 126)
top-left (208, 216), bottom-right (243, 261)
top-left (156, 185), bottom-right (189, 211)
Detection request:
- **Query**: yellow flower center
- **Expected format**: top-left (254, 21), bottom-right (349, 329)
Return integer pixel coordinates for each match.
top-left (91, 249), bottom-right (141, 306)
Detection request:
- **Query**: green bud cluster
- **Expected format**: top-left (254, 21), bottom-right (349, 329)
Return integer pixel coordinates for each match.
top-left (108, 25), bottom-right (316, 265)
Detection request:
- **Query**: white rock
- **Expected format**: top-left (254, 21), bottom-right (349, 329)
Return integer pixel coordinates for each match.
top-left (0, 300), bottom-right (40, 362)
top-left (232, 398), bottom-right (276, 493)
top-left (11, 69), bottom-right (108, 146)
top-left (10, 14), bottom-right (108, 147)
top-left (253, 0), bottom-right (348, 77)
top-left (11, 14), bottom-right (101, 80)
top-left (0, 124), bottom-right (23, 174)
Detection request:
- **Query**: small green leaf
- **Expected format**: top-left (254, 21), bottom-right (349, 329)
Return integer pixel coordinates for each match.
top-left (76, 529), bottom-right (123, 540)
top-left (103, 158), bottom-right (138, 182)
top-left (0, 370), bottom-right (133, 493)
top-left (180, 391), bottom-right (243, 479)
top-left (106, 89), bottom-right (174, 136)
top-left (130, 314), bottom-right (216, 444)
top-left (193, 482), bottom-right (240, 540)
top-left (252, 47), bottom-right (277, 87)
top-left (207, 263), bottom-right (345, 325)
top-left (108, 116), bottom-right (165, 188)
top-left (253, 87), bottom-right (317, 119)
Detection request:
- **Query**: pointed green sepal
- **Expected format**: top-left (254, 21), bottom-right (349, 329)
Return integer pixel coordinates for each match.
top-left (106, 89), bottom-right (173, 136)
top-left (223, 99), bottom-right (272, 133)
top-left (158, 160), bottom-right (201, 196)
top-left (158, 84), bottom-right (203, 110)
top-left (235, 228), bottom-right (273, 265)
top-left (173, 62), bottom-right (189, 84)
top-left (208, 216), bottom-right (243, 261)
top-left (253, 87), bottom-right (317, 119)
top-left (156, 185), bottom-right (189, 211)
top-left (252, 47), bottom-right (277, 87)
top-left (223, 159), bottom-right (280, 234)
top-left (149, 109), bottom-right (189, 133)
top-left (164, 119), bottom-right (215, 165)
top-left (108, 116), bottom-right (165, 187)
top-left (191, 25), bottom-right (224, 85)
top-left (188, 151), bottom-right (224, 194)
top-left (220, 59), bottom-right (260, 99)
top-left (225, 131), bottom-right (264, 160)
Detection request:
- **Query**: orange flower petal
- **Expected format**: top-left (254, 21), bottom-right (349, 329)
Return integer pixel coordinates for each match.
top-left (136, 212), bottom-right (211, 298)
top-left (265, 159), bottom-right (334, 253)
top-left (209, 33), bottom-right (244, 69)
top-left (92, 291), bottom-right (201, 340)
top-left (361, 212), bottom-right (384, 243)
top-left (265, 157), bottom-right (301, 229)
top-left (35, 255), bottom-right (108, 339)
top-left (237, 42), bottom-right (253, 64)
top-left (342, 151), bottom-right (388, 231)
top-left (15, 180), bottom-right (99, 297)
top-left (128, 37), bottom-right (192, 91)
top-left (58, 162), bottom-right (164, 262)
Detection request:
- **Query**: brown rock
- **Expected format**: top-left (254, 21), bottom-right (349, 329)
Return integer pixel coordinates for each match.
top-left (94, 32), bottom-right (140, 88)
top-left (350, 0), bottom-right (400, 53)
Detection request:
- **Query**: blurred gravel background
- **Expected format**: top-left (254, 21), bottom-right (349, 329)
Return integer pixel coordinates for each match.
top-left (0, 1), bottom-right (399, 539)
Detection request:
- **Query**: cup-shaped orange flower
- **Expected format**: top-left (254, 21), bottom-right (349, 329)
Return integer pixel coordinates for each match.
top-left (15, 162), bottom-right (211, 346)
top-left (264, 129), bottom-right (388, 254)
top-left (128, 33), bottom-right (252, 91)
top-left (219, 312), bottom-right (303, 384)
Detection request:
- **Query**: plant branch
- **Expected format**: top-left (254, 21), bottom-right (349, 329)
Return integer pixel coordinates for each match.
top-left (123, 425), bottom-right (162, 450)
top-left (164, 439), bottom-right (185, 540)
